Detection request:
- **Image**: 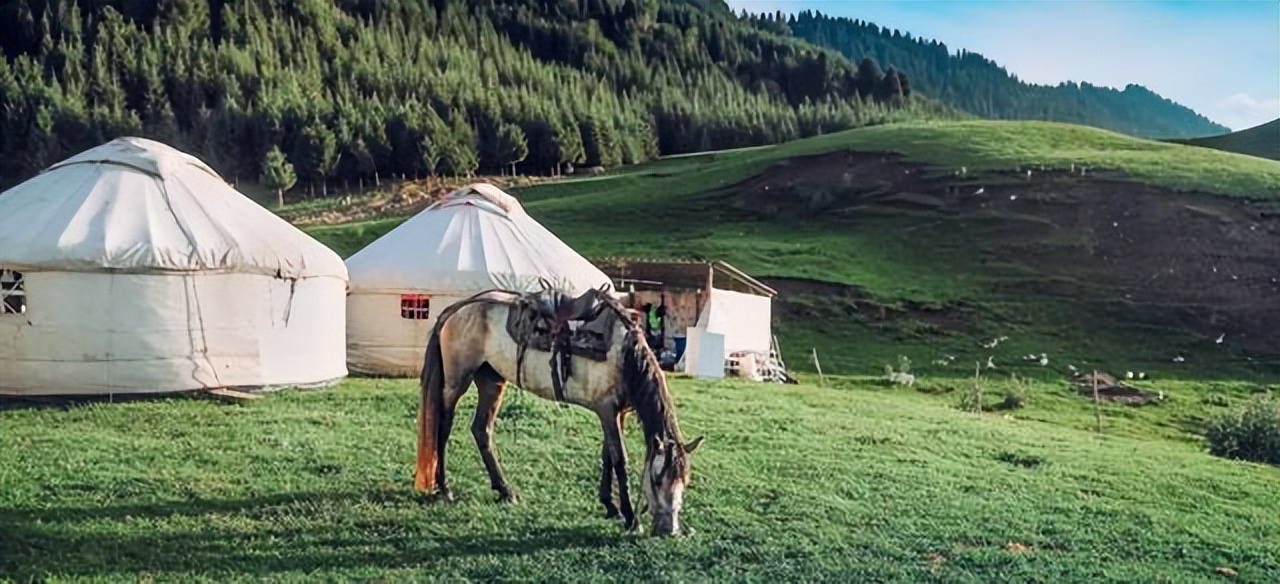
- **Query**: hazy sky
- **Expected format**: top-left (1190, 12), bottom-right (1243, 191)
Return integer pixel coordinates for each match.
top-left (725, 0), bottom-right (1280, 131)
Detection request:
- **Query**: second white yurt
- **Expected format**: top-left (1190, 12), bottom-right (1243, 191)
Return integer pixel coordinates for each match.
top-left (344, 183), bottom-right (611, 377)
top-left (0, 137), bottom-right (349, 396)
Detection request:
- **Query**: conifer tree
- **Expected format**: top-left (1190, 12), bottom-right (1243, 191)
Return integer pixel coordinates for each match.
top-left (261, 145), bottom-right (296, 207)
top-left (443, 112), bottom-right (479, 178)
top-left (497, 123), bottom-right (528, 176)
top-left (296, 120), bottom-right (338, 195)
top-left (0, 0), bottom-right (958, 187)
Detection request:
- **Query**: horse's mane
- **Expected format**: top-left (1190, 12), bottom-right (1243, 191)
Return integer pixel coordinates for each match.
top-left (593, 291), bottom-right (684, 447)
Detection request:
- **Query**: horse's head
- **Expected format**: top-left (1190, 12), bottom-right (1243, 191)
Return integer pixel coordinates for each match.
top-left (640, 434), bottom-right (703, 536)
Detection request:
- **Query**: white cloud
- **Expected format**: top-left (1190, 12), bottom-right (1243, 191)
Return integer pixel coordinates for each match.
top-left (1216, 94), bottom-right (1280, 131)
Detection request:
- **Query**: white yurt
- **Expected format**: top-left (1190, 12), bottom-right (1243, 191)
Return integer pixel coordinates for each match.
top-left (345, 182), bottom-right (612, 376)
top-left (0, 137), bottom-right (349, 396)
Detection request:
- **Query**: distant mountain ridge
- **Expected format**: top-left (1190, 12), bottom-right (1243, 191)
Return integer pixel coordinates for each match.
top-left (738, 7), bottom-right (1230, 139)
top-left (1171, 119), bottom-right (1280, 161)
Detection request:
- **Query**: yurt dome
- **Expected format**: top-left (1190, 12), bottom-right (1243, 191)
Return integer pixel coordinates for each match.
top-left (0, 137), bottom-right (349, 396)
top-left (344, 182), bottom-right (611, 376)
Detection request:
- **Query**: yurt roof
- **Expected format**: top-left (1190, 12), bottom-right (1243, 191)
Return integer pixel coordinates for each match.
top-left (0, 137), bottom-right (347, 280)
top-left (345, 183), bottom-right (610, 294)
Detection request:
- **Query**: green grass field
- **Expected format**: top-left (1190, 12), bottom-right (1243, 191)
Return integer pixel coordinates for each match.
top-left (2, 376), bottom-right (1276, 583)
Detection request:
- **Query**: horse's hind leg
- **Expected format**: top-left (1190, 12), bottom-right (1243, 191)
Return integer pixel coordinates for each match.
top-left (472, 366), bottom-right (516, 503)
top-left (435, 366), bottom-right (475, 502)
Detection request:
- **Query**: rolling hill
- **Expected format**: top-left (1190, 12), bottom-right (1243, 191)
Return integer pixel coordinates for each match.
top-left (306, 119), bottom-right (1280, 382)
top-left (1172, 119), bottom-right (1280, 161)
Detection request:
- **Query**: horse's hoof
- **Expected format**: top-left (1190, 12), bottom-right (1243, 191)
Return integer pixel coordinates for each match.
top-left (603, 509), bottom-right (621, 521)
top-left (415, 488), bottom-right (453, 505)
top-left (496, 492), bottom-right (519, 504)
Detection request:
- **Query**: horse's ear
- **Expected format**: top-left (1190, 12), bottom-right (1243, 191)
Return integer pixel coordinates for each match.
top-left (539, 277), bottom-right (552, 291)
top-left (683, 436), bottom-right (704, 454)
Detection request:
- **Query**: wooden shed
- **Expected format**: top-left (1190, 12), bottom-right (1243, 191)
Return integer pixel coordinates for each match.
top-left (590, 257), bottom-right (776, 357)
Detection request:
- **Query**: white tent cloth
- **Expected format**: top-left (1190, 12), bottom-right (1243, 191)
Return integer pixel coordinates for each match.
top-left (346, 183), bottom-right (610, 294)
top-left (677, 288), bottom-right (773, 377)
top-left (345, 183), bottom-right (612, 376)
top-left (0, 137), bottom-right (346, 279)
top-left (0, 137), bottom-right (349, 396)
top-left (696, 288), bottom-right (773, 358)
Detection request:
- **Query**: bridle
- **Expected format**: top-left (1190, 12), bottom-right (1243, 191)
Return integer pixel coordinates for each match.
top-left (636, 438), bottom-right (680, 519)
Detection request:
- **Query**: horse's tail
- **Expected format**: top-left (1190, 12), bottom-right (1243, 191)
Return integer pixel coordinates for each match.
top-left (415, 324), bottom-right (446, 493)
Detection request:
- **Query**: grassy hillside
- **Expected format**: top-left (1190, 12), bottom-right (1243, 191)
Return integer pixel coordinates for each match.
top-left (1172, 119), bottom-right (1280, 161)
top-left (520, 120), bottom-right (1280, 204)
top-left (2, 377), bottom-right (1276, 583)
top-left (307, 120), bottom-right (1280, 381)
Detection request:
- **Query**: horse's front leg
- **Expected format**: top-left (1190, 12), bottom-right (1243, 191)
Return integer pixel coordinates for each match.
top-left (597, 408), bottom-right (636, 531)
top-left (598, 441), bottom-right (619, 520)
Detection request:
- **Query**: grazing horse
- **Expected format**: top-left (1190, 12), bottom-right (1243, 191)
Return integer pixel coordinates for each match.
top-left (414, 284), bottom-right (704, 536)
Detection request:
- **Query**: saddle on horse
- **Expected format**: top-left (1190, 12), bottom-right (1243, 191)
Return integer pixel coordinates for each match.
top-left (505, 283), bottom-right (619, 401)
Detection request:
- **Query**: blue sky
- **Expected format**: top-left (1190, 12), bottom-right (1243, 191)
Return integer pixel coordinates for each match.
top-left (724, 0), bottom-right (1280, 131)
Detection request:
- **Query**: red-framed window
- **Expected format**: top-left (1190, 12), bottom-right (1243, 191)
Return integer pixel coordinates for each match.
top-left (400, 294), bottom-right (430, 320)
top-left (0, 270), bottom-right (24, 315)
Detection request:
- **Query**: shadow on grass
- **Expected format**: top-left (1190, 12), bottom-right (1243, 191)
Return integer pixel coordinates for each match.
top-left (0, 491), bottom-right (626, 580)
top-left (0, 382), bottom-right (343, 412)
top-left (0, 392), bottom-right (209, 412)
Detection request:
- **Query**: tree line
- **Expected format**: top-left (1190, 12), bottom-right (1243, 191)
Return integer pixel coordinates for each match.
top-left (0, 0), bottom-right (958, 199)
top-left (763, 9), bottom-right (1229, 139)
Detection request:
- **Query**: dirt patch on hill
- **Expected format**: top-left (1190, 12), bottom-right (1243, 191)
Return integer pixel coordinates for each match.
top-left (1070, 371), bottom-right (1164, 405)
top-left (761, 276), bottom-right (975, 336)
top-left (724, 151), bottom-right (1280, 355)
top-left (726, 151), bottom-right (938, 218)
top-left (284, 175), bottom-right (551, 226)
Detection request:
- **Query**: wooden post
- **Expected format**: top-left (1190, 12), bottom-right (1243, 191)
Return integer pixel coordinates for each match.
top-left (812, 348), bottom-right (825, 385)
top-left (973, 361), bottom-right (982, 413)
top-left (1092, 370), bottom-right (1102, 433)
top-left (206, 388), bottom-right (262, 401)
